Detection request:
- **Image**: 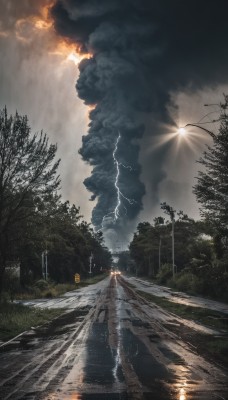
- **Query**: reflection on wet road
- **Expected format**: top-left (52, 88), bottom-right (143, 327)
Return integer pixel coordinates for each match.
top-left (0, 276), bottom-right (227, 399)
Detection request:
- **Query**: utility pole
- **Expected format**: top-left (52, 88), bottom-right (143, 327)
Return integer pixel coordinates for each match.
top-left (45, 249), bottom-right (48, 280)
top-left (154, 216), bottom-right (164, 273)
top-left (89, 253), bottom-right (93, 274)
top-left (172, 218), bottom-right (175, 276)
top-left (42, 252), bottom-right (45, 279)
top-left (159, 237), bottom-right (161, 271)
top-left (42, 249), bottom-right (48, 280)
top-left (160, 202), bottom-right (176, 277)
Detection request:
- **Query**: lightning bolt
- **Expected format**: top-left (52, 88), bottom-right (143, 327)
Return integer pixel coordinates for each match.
top-left (101, 132), bottom-right (136, 228)
top-left (113, 133), bottom-right (122, 219)
top-left (119, 162), bottom-right (134, 171)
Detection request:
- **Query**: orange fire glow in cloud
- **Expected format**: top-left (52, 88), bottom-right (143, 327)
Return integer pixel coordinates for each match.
top-left (13, 1), bottom-right (92, 65)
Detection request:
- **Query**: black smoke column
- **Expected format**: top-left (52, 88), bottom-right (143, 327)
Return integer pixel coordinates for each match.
top-left (51, 0), bottom-right (228, 246)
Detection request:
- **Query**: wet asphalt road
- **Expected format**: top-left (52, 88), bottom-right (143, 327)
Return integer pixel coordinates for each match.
top-left (0, 275), bottom-right (228, 400)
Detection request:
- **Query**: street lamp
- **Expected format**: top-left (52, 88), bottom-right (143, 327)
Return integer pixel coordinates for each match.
top-left (182, 124), bottom-right (216, 138)
top-left (178, 122), bottom-right (228, 203)
top-left (178, 98), bottom-right (228, 139)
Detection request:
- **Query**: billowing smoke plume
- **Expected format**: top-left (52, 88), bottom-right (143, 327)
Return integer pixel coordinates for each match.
top-left (51, 0), bottom-right (228, 246)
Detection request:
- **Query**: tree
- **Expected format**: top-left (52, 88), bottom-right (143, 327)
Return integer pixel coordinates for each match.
top-left (0, 107), bottom-right (60, 291)
top-left (116, 250), bottom-right (130, 272)
top-left (193, 97), bottom-right (228, 251)
top-left (45, 204), bottom-right (112, 282)
top-left (129, 221), bottom-right (166, 277)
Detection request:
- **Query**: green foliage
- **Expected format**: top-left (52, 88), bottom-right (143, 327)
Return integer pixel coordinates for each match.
top-left (156, 264), bottom-right (173, 284)
top-left (0, 302), bottom-right (63, 341)
top-left (33, 279), bottom-right (49, 291)
top-left (167, 272), bottom-right (202, 293)
top-left (193, 96), bottom-right (228, 256)
top-left (0, 107), bottom-right (60, 292)
top-left (130, 209), bottom-right (228, 301)
top-left (129, 222), bottom-right (162, 277)
top-left (116, 251), bottom-right (130, 272)
top-left (3, 269), bottom-right (21, 301)
top-left (0, 108), bottom-right (112, 296)
top-left (129, 214), bottom-right (204, 277)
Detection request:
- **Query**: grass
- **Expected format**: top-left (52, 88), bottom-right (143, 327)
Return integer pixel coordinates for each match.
top-left (0, 302), bottom-right (64, 342)
top-left (15, 273), bottom-right (108, 300)
top-left (136, 289), bottom-right (228, 366)
top-left (193, 336), bottom-right (228, 367)
top-left (137, 290), bottom-right (228, 331)
top-left (0, 273), bottom-right (108, 342)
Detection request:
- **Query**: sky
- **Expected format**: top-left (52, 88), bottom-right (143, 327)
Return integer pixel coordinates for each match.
top-left (0, 0), bottom-right (228, 249)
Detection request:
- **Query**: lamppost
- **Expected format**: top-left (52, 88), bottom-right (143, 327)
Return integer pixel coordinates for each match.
top-left (183, 124), bottom-right (215, 138)
top-left (178, 98), bottom-right (228, 139)
top-left (178, 122), bottom-right (228, 201)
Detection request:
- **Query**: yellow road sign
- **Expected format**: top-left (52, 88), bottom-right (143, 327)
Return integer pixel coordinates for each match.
top-left (74, 273), bottom-right (80, 283)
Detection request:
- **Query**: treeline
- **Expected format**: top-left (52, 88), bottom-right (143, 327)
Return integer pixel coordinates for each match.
top-left (128, 96), bottom-right (228, 301)
top-left (0, 107), bottom-right (112, 294)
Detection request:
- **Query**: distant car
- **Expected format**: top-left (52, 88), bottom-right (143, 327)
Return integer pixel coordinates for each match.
top-left (110, 269), bottom-right (121, 276)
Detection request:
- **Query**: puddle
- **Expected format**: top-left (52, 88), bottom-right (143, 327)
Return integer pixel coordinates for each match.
top-left (158, 345), bottom-right (185, 366)
top-left (131, 319), bottom-right (151, 329)
top-left (121, 328), bottom-right (171, 387)
top-left (83, 322), bottom-right (124, 385)
top-left (44, 393), bottom-right (129, 400)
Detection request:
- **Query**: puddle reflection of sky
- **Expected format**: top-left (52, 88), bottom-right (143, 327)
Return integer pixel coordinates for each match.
top-left (112, 276), bottom-right (122, 382)
top-left (112, 322), bottom-right (121, 382)
top-left (179, 385), bottom-right (187, 400)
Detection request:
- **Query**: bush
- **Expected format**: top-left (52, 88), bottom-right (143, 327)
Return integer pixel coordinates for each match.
top-left (33, 279), bottom-right (49, 291)
top-left (44, 289), bottom-right (55, 298)
top-left (3, 270), bottom-right (21, 301)
top-left (156, 263), bottom-right (173, 284)
top-left (176, 273), bottom-right (193, 291)
top-left (167, 271), bottom-right (206, 295)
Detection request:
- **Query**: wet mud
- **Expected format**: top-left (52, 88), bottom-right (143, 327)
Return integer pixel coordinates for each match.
top-left (0, 277), bottom-right (228, 400)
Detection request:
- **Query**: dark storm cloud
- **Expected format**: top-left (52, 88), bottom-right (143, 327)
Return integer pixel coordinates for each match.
top-left (51, 0), bottom-right (228, 237)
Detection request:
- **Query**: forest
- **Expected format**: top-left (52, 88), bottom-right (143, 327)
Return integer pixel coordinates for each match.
top-left (0, 107), bottom-right (112, 298)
